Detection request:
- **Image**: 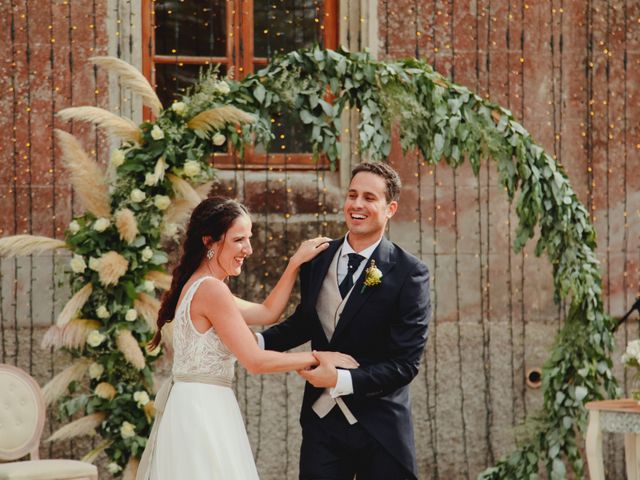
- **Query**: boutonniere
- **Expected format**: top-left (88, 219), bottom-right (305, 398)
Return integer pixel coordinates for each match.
top-left (361, 260), bottom-right (383, 293)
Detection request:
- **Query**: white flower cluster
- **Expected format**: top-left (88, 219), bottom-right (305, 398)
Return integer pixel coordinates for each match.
top-left (171, 101), bottom-right (187, 116)
top-left (622, 339), bottom-right (640, 366)
top-left (70, 254), bottom-right (87, 273)
top-left (88, 362), bottom-right (104, 379)
top-left (133, 390), bottom-right (150, 408)
top-left (120, 420), bottom-right (136, 439)
top-left (87, 330), bottom-right (106, 347)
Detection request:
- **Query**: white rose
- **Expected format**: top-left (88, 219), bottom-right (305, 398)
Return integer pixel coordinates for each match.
top-left (212, 132), bottom-right (226, 146)
top-left (141, 247), bottom-right (154, 262)
top-left (125, 308), bottom-right (138, 322)
top-left (88, 362), bottom-right (104, 379)
top-left (145, 172), bottom-right (158, 186)
top-left (154, 195), bottom-right (171, 211)
top-left (110, 149), bottom-right (125, 167)
top-left (87, 330), bottom-right (106, 347)
top-left (183, 160), bottom-right (201, 178)
top-left (163, 222), bottom-right (178, 238)
top-left (120, 421), bottom-right (136, 439)
top-left (369, 267), bottom-right (383, 282)
top-left (144, 280), bottom-right (155, 293)
top-left (69, 255), bottom-right (87, 274)
top-left (88, 257), bottom-right (100, 271)
top-left (107, 462), bottom-right (122, 474)
top-left (171, 101), bottom-right (187, 116)
top-left (130, 188), bottom-right (146, 203)
top-left (133, 390), bottom-right (150, 407)
top-left (96, 305), bottom-right (110, 319)
top-left (628, 340), bottom-right (640, 358)
top-left (215, 80), bottom-right (230, 94)
top-left (93, 217), bottom-right (110, 232)
top-left (150, 124), bottom-right (165, 140)
top-left (68, 220), bottom-right (80, 234)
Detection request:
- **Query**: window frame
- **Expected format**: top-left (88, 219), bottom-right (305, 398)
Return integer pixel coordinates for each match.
top-left (142, 0), bottom-right (338, 170)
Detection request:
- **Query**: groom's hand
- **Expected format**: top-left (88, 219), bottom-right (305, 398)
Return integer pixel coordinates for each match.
top-left (297, 351), bottom-right (351, 388)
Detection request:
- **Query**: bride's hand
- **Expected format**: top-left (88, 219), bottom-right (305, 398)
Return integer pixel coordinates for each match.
top-left (312, 351), bottom-right (359, 369)
top-left (289, 236), bottom-right (331, 267)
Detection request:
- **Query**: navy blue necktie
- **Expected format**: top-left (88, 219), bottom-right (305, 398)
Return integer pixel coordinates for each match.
top-left (339, 253), bottom-right (365, 298)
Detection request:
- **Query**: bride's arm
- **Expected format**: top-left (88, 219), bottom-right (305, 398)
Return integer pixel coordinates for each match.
top-left (233, 237), bottom-right (330, 326)
top-left (196, 277), bottom-right (317, 373)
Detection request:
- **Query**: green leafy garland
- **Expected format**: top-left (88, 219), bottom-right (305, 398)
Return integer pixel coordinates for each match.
top-left (36, 47), bottom-right (613, 478)
top-left (234, 47), bottom-right (616, 479)
top-left (42, 69), bottom-right (266, 475)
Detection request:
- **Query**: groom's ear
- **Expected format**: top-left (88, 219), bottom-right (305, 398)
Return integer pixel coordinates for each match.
top-left (386, 201), bottom-right (398, 218)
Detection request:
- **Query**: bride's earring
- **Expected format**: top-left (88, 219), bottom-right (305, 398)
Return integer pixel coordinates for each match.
top-left (206, 249), bottom-right (215, 260)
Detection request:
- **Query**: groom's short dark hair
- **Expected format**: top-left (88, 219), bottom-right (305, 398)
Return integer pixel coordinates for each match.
top-left (351, 162), bottom-right (402, 203)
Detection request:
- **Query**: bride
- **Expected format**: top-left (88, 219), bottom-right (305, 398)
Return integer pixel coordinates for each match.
top-left (137, 197), bottom-right (357, 480)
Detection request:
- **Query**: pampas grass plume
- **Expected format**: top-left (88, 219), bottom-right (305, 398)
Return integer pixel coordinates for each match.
top-left (186, 105), bottom-right (254, 134)
top-left (57, 106), bottom-right (141, 143)
top-left (144, 400), bottom-right (156, 423)
top-left (116, 329), bottom-right (146, 370)
top-left (62, 319), bottom-right (102, 349)
top-left (46, 412), bottom-right (107, 442)
top-left (95, 382), bottom-right (117, 400)
top-left (134, 293), bottom-right (160, 332)
top-left (42, 358), bottom-right (91, 406)
top-left (90, 56), bottom-right (163, 117)
top-left (81, 439), bottom-right (112, 463)
top-left (115, 208), bottom-right (139, 244)
top-left (0, 235), bottom-right (67, 258)
top-left (56, 283), bottom-right (93, 327)
top-left (123, 457), bottom-right (140, 480)
top-left (41, 325), bottom-right (64, 349)
top-left (145, 271), bottom-right (172, 291)
top-left (96, 251), bottom-right (129, 286)
top-left (168, 174), bottom-right (201, 208)
top-left (164, 198), bottom-right (193, 228)
top-left (55, 129), bottom-right (110, 218)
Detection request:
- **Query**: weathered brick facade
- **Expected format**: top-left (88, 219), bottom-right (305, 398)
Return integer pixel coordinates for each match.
top-left (1, 1), bottom-right (639, 478)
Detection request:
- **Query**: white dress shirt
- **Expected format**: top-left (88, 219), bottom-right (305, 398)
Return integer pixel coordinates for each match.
top-left (330, 234), bottom-right (382, 397)
top-left (257, 234), bottom-right (383, 398)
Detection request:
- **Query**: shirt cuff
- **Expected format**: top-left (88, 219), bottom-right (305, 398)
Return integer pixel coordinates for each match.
top-left (330, 369), bottom-right (354, 397)
top-left (256, 332), bottom-right (265, 350)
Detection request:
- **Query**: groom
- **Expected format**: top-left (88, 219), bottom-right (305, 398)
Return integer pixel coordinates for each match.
top-left (259, 162), bottom-right (431, 479)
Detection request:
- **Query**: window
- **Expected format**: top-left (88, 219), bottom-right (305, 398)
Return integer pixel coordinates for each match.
top-left (142, 0), bottom-right (338, 169)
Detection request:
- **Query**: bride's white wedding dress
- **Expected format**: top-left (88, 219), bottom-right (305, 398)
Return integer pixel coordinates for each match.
top-left (149, 276), bottom-right (259, 479)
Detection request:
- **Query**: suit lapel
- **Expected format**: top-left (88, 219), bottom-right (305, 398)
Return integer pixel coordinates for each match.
top-left (331, 237), bottom-right (397, 342)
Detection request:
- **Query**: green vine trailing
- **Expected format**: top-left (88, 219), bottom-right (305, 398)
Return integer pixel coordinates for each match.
top-left (239, 47), bottom-right (616, 479)
top-left (0, 47), bottom-right (615, 478)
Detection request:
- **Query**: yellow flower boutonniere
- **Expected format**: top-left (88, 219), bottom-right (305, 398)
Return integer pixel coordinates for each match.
top-left (361, 260), bottom-right (383, 293)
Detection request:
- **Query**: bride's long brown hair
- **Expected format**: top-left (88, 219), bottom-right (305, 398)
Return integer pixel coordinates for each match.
top-left (148, 196), bottom-right (248, 349)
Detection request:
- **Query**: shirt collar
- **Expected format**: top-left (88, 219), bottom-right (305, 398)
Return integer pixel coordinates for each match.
top-left (340, 234), bottom-right (383, 261)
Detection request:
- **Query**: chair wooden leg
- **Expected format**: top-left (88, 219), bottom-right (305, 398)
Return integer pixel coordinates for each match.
top-left (586, 410), bottom-right (605, 480)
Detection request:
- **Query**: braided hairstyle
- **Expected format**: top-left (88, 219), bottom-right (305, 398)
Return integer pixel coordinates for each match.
top-left (149, 196), bottom-right (249, 349)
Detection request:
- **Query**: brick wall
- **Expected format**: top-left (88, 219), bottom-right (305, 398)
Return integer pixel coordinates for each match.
top-left (1, 1), bottom-right (639, 478)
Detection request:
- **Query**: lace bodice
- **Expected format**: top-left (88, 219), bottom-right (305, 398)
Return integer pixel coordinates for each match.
top-left (171, 276), bottom-right (236, 380)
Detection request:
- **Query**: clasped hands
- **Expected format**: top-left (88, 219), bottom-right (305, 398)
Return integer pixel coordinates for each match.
top-left (297, 351), bottom-right (359, 388)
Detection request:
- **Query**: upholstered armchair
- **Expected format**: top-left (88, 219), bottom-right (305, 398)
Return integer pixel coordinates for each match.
top-left (0, 364), bottom-right (98, 480)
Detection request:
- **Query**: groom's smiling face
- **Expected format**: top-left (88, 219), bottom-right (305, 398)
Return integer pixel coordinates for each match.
top-left (344, 171), bottom-right (397, 245)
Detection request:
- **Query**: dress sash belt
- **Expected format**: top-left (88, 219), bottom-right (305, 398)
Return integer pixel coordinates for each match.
top-left (136, 374), bottom-right (233, 480)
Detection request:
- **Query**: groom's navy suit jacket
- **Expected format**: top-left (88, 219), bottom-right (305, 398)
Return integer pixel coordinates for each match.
top-left (262, 236), bottom-right (431, 478)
